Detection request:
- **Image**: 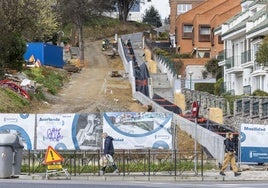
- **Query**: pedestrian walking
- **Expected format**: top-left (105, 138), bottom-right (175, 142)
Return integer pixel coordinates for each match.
top-left (100, 132), bottom-right (119, 175)
top-left (219, 132), bottom-right (241, 177)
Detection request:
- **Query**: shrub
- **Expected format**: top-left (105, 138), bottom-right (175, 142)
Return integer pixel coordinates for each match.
top-left (195, 83), bottom-right (215, 94)
top-left (23, 67), bottom-right (69, 95)
top-left (252, 89), bottom-right (268, 96)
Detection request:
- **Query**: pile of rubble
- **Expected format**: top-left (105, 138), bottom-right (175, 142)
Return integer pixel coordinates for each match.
top-left (0, 72), bottom-right (36, 100)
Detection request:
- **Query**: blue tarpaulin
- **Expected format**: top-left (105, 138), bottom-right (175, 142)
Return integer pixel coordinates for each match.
top-left (134, 62), bottom-right (150, 97)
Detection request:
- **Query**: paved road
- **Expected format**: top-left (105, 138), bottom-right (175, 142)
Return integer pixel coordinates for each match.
top-left (1, 179), bottom-right (268, 188)
top-left (2, 168), bottom-right (268, 188)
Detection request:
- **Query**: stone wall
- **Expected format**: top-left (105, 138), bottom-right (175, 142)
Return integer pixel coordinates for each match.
top-left (182, 89), bottom-right (268, 131)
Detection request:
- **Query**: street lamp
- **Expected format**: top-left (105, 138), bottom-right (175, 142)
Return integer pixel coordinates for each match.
top-left (189, 70), bottom-right (193, 90)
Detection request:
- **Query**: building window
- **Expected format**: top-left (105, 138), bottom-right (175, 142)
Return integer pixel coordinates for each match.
top-left (177, 4), bottom-right (192, 15)
top-left (182, 24), bottom-right (193, 39)
top-left (197, 50), bottom-right (210, 58)
top-left (218, 35), bottom-right (223, 44)
top-left (199, 25), bottom-right (211, 42)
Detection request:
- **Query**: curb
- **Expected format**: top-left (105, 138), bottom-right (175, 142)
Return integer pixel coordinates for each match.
top-left (18, 170), bottom-right (268, 182)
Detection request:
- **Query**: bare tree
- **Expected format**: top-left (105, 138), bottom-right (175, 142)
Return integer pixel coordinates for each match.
top-left (56, 0), bottom-right (92, 64)
top-left (90, 0), bottom-right (116, 15)
top-left (56, 0), bottom-right (115, 64)
top-left (116, 0), bottom-right (140, 22)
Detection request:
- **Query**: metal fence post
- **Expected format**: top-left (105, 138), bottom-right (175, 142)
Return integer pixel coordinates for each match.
top-left (123, 150), bottom-right (125, 176)
top-left (148, 149), bottom-right (151, 179)
top-left (28, 150), bottom-right (31, 175)
top-left (201, 149), bottom-right (204, 178)
top-left (175, 149), bottom-right (177, 176)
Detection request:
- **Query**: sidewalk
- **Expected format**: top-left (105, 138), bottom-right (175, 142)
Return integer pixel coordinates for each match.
top-left (19, 169), bottom-right (268, 182)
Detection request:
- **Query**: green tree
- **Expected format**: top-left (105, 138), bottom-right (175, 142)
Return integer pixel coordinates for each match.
top-left (0, 0), bottom-right (59, 76)
top-left (0, 32), bottom-right (26, 78)
top-left (0, 0), bottom-right (59, 41)
top-left (142, 6), bottom-right (162, 27)
top-left (205, 58), bottom-right (222, 80)
top-left (91, 0), bottom-right (116, 14)
top-left (175, 59), bottom-right (183, 78)
top-left (255, 36), bottom-right (268, 66)
top-left (214, 77), bottom-right (224, 96)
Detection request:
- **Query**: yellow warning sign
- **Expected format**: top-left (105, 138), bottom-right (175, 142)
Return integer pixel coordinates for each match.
top-left (44, 146), bottom-right (64, 164)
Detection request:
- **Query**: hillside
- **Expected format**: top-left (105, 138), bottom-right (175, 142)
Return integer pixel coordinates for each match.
top-left (0, 19), bottom-right (152, 113)
top-left (0, 20), bottom-right (199, 156)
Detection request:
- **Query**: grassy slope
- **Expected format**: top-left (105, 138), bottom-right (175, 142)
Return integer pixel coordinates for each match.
top-left (83, 16), bottom-right (152, 40)
top-left (0, 88), bottom-right (30, 113)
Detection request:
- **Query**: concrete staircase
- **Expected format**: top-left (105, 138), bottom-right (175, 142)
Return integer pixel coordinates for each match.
top-left (150, 73), bottom-right (174, 102)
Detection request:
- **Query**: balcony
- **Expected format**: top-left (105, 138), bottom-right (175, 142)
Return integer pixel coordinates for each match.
top-left (216, 50), bottom-right (225, 61)
top-left (225, 56), bottom-right (243, 73)
top-left (241, 50), bottom-right (252, 67)
top-left (251, 64), bottom-right (267, 77)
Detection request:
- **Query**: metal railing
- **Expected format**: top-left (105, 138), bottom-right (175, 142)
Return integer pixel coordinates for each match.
top-left (22, 149), bottom-right (213, 177)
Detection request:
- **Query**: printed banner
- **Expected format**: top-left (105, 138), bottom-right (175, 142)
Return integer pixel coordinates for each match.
top-left (103, 112), bottom-right (173, 149)
top-left (74, 113), bottom-right (102, 150)
top-left (240, 123), bottom-right (268, 163)
top-left (0, 114), bottom-right (35, 150)
top-left (36, 113), bottom-right (102, 150)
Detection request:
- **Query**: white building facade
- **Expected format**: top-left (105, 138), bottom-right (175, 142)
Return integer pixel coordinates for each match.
top-left (217, 0), bottom-right (268, 95)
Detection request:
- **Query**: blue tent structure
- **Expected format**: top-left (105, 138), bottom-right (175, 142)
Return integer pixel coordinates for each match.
top-left (24, 42), bottom-right (65, 68)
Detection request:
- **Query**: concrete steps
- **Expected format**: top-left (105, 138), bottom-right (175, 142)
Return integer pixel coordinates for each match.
top-left (150, 73), bottom-right (174, 103)
top-left (150, 73), bottom-right (171, 89)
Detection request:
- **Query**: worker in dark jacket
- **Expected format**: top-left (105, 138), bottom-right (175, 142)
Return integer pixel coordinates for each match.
top-left (220, 132), bottom-right (241, 177)
top-left (100, 132), bottom-right (119, 175)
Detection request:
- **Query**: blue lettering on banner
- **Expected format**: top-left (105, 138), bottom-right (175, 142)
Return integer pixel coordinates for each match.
top-left (46, 128), bottom-right (63, 142)
top-left (241, 147), bottom-right (268, 163)
top-left (134, 145), bottom-right (145, 148)
top-left (244, 127), bottom-right (266, 131)
top-left (4, 117), bottom-right (18, 123)
top-left (39, 117), bottom-right (60, 122)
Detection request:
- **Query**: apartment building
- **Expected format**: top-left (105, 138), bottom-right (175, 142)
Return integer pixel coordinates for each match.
top-left (169, 0), bottom-right (204, 36)
top-left (169, 0), bottom-right (241, 81)
top-left (175, 0), bottom-right (241, 56)
top-left (217, 0), bottom-right (268, 95)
